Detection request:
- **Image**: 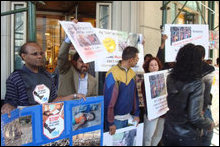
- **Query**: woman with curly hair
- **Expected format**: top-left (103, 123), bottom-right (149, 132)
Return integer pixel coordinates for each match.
top-left (141, 57), bottom-right (165, 146)
top-left (162, 43), bottom-right (215, 146)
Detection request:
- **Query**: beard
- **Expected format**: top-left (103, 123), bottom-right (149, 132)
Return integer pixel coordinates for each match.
top-left (79, 66), bottom-right (88, 74)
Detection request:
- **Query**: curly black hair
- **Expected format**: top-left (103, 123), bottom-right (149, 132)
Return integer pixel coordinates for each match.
top-left (171, 43), bottom-right (203, 82)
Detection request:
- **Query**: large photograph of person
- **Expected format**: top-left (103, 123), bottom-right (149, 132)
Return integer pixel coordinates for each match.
top-left (112, 129), bottom-right (137, 146)
top-left (170, 26), bottom-right (191, 45)
top-left (72, 130), bottom-right (101, 146)
top-left (3, 116), bottom-right (32, 146)
top-left (149, 73), bottom-right (166, 99)
top-left (72, 103), bottom-right (101, 131)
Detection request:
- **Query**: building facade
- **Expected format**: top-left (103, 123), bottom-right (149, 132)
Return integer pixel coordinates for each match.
top-left (1, 1), bottom-right (219, 100)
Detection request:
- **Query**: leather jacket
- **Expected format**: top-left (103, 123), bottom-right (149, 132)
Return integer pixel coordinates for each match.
top-left (164, 74), bottom-right (213, 138)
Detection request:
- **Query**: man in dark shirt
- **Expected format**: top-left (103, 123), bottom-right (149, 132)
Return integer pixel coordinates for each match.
top-left (1, 42), bottom-right (85, 116)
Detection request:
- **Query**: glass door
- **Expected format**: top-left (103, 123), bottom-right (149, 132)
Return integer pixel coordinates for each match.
top-left (36, 14), bottom-right (65, 73)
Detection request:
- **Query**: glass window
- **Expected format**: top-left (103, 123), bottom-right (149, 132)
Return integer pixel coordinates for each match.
top-left (96, 3), bottom-right (112, 29)
top-left (11, 2), bottom-right (27, 70)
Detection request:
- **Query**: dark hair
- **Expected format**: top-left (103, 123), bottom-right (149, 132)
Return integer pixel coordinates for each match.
top-left (122, 46), bottom-right (139, 60)
top-left (86, 112), bottom-right (95, 121)
top-left (196, 45), bottom-right (205, 59)
top-left (142, 57), bottom-right (163, 73)
top-left (217, 57), bottom-right (219, 65)
top-left (144, 54), bottom-right (153, 61)
top-left (171, 43), bottom-right (203, 81)
top-left (19, 41), bottom-right (38, 57)
top-left (72, 52), bottom-right (80, 61)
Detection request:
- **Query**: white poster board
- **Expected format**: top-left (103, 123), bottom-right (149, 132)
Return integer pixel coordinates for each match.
top-left (94, 28), bottom-right (144, 72)
top-left (144, 70), bottom-right (169, 121)
top-left (59, 21), bottom-right (107, 63)
top-left (103, 123), bottom-right (144, 146)
top-left (164, 24), bottom-right (209, 62)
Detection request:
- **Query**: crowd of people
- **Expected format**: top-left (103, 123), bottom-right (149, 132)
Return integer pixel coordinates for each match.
top-left (1, 19), bottom-right (219, 146)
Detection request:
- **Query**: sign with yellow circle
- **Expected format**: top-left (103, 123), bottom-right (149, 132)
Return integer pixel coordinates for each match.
top-left (103, 38), bottom-right (116, 53)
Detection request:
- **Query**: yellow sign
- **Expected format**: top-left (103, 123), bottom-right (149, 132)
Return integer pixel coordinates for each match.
top-left (103, 38), bottom-right (116, 53)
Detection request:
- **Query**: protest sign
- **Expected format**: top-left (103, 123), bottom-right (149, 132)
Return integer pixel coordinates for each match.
top-left (1, 96), bottom-right (104, 146)
top-left (103, 123), bottom-right (144, 146)
top-left (94, 28), bottom-right (144, 72)
top-left (143, 70), bottom-right (169, 121)
top-left (59, 21), bottom-right (107, 63)
top-left (164, 24), bottom-right (209, 62)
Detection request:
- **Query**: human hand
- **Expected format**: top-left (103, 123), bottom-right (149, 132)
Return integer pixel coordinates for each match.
top-left (72, 18), bottom-right (78, 23)
top-left (1, 103), bottom-right (16, 117)
top-left (208, 122), bottom-right (215, 131)
top-left (162, 34), bottom-right (168, 42)
top-left (109, 125), bottom-right (116, 135)
top-left (76, 93), bottom-right (86, 101)
top-left (133, 116), bottom-right (140, 127)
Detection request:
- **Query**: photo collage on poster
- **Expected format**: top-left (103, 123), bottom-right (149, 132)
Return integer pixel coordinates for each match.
top-left (1, 96), bottom-right (104, 146)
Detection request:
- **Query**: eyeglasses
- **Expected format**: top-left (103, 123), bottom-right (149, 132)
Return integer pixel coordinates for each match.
top-left (27, 51), bottom-right (45, 56)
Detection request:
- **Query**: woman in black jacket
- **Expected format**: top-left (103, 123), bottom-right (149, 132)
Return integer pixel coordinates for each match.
top-left (162, 43), bottom-right (215, 146)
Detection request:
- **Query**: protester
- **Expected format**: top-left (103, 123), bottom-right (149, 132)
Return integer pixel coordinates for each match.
top-left (57, 19), bottom-right (97, 97)
top-left (1, 42), bottom-right (85, 116)
top-left (156, 34), bottom-right (175, 69)
top-left (162, 43), bottom-right (215, 146)
top-left (104, 46), bottom-right (140, 135)
top-left (196, 45), bottom-right (215, 146)
top-left (141, 57), bottom-right (165, 146)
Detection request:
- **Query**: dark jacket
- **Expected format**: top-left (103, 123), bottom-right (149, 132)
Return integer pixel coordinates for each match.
top-left (164, 74), bottom-right (213, 138)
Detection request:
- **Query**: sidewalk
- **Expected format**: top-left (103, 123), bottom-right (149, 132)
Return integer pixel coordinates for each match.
top-left (211, 125), bottom-right (219, 146)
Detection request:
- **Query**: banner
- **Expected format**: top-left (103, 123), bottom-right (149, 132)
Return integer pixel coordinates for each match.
top-left (94, 28), bottom-right (144, 72)
top-left (59, 21), bottom-right (107, 63)
top-left (164, 24), bottom-right (209, 62)
top-left (1, 96), bottom-right (104, 146)
top-left (143, 70), bottom-right (169, 120)
top-left (103, 123), bottom-right (144, 146)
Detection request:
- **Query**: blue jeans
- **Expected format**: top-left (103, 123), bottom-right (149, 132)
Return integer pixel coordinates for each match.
top-left (200, 108), bottom-right (214, 146)
top-left (104, 119), bottom-right (128, 132)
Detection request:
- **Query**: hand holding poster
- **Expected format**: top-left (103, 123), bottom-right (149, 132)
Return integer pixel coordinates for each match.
top-left (144, 70), bottom-right (169, 120)
top-left (59, 21), bottom-right (107, 63)
top-left (164, 24), bottom-right (209, 62)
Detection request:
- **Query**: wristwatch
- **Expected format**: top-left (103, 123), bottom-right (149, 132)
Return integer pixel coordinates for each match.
top-left (73, 94), bottom-right (77, 99)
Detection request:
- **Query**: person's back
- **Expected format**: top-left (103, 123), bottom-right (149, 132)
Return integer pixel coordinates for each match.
top-left (162, 43), bottom-right (214, 146)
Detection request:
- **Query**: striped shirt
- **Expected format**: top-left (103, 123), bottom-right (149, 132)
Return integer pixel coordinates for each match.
top-left (5, 66), bottom-right (57, 107)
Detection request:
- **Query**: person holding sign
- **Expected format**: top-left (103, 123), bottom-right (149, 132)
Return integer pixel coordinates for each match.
top-left (141, 57), bottom-right (165, 146)
top-left (57, 19), bottom-right (97, 98)
top-left (1, 42), bottom-right (85, 116)
top-left (104, 46), bottom-right (140, 135)
top-left (162, 43), bottom-right (215, 146)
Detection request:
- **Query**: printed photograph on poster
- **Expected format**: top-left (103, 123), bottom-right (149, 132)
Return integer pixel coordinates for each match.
top-left (103, 123), bottom-right (144, 146)
top-left (149, 73), bottom-right (166, 99)
top-left (170, 26), bottom-right (191, 45)
top-left (59, 21), bottom-right (107, 63)
top-left (164, 24), bottom-right (209, 62)
top-left (72, 103), bottom-right (101, 131)
top-left (42, 102), bottom-right (64, 139)
top-left (41, 138), bottom-right (70, 146)
top-left (72, 130), bottom-right (101, 146)
top-left (94, 28), bottom-right (144, 72)
top-left (2, 115), bottom-right (32, 146)
top-left (144, 70), bottom-right (169, 120)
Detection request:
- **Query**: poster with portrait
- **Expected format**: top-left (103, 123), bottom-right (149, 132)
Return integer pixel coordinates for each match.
top-left (144, 70), bottom-right (169, 120)
top-left (164, 24), bottom-right (209, 62)
top-left (59, 21), bottom-right (107, 63)
top-left (94, 28), bottom-right (144, 72)
top-left (42, 102), bottom-right (64, 140)
top-left (103, 123), bottom-right (144, 146)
